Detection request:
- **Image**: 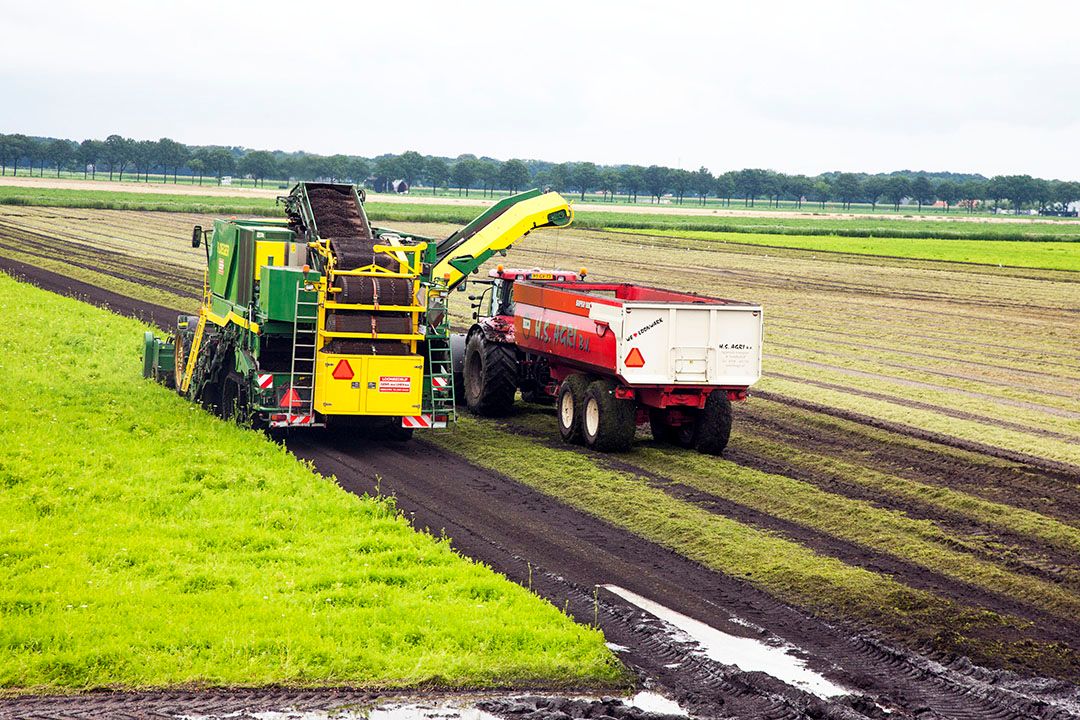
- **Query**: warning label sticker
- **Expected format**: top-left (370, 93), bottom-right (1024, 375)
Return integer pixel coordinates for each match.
top-left (378, 376), bottom-right (412, 393)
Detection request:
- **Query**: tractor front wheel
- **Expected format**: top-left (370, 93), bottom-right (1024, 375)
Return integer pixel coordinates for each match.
top-left (463, 333), bottom-right (518, 416)
top-left (582, 379), bottom-right (636, 452)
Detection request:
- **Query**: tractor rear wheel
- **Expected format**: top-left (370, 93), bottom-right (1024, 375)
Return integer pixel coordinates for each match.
top-left (463, 332), bottom-right (518, 416)
top-left (582, 379), bottom-right (636, 452)
top-left (694, 390), bottom-right (733, 455)
top-left (556, 374), bottom-right (590, 443)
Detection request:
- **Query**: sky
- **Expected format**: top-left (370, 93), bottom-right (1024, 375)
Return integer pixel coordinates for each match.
top-left (2, 0), bottom-right (1078, 179)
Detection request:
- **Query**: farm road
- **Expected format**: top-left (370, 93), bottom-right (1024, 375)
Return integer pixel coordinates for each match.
top-left (2, 256), bottom-right (1077, 720)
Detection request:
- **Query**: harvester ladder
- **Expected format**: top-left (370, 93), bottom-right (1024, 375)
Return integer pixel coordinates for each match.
top-left (179, 313), bottom-right (208, 395)
top-left (423, 283), bottom-right (456, 422)
top-left (287, 283), bottom-right (319, 422)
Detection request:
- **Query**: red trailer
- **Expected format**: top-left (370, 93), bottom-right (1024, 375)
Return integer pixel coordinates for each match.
top-left (453, 267), bottom-right (763, 453)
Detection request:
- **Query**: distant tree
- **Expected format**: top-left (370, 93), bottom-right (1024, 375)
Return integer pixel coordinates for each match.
top-left (26, 138), bottom-right (49, 176)
top-left (373, 155), bottom-right (404, 192)
top-left (830, 173), bottom-right (862, 210)
top-left (619, 165), bottom-right (644, 203)
top-left (78, 139), bottom-right (103, 179)
top-left (715, 172), bottom-right (736, 207)
top-left (760, 171), bottom-right (783, 208)
top-left (935, 180), bottom-right (960, 212)
top-left (862, 176), bottom-right (887, 212)
top-left (451, 159), bottom-right (478, 197)
top-left (733, 169), bottom-right (766, 206)
top-left (547, 162), bottom-right (572, 193)
top-left (188, 153), bottom-right (207, 185)
top-left (477, 159), bottom-right (500, 197)
top-left (0, 135), bottom-right (17, 176)
top-left (205, 147), bottom-right (235, 184)
top-left (691, 166), bottom-right (713, 205)
top-left (598, 168), bottom-right (620, 201)
top-left (397, 151), bottom-right (426, 187)
top-left (642, 165), bottom-right (670, 203)
top-left (1001, 174), bottom-right (1037, 214)
top-left (46, 139), bottom-right (74, 178)
top-left (132, 139), bottom-right (157, 181)
top-left (103, 134), bottom-right (132, 181)
top-left (810, 179), bottom-right (831, 209)
top-left (423, 157), bottom-right (448, 194)
top-left (958, 179), bottom-right (985, 213)
top-left (670, 169), bottom-right (693, 205)
top-left (1031, 178), bottom-right (1053, 212)
top-left (348, 156), bottom-right (372, 185)
top-left (322, 154), bottom-right (348, 182)
top-left (571, 162), bottom-right (599, 201)
top-left (156, 138), bottom-right (188, 183)
top-left (498, 159), bottom-right (530, 194)
top-left (883, 176), bottom-right (910, 211)
top-left (785, 174), bottom-right (813, 209)
top-left (1055, 181), bottom-right (1080, 214)
top-left (240, 150), bottom-right (277, 186)
top-left (910, 175), bottom-right (934, 211)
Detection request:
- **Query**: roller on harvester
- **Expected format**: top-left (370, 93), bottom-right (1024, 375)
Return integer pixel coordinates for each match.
top-left (142, 183), bottom-right (572, 437)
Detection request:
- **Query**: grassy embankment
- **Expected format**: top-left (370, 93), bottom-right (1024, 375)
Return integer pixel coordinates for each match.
top-left (3, 185), bottom-right (1079, 243)
top-left (0, 274), bottom-right (624, 694)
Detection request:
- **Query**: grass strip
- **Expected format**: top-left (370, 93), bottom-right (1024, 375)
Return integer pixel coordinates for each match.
top-left (0, 275), bottom-right (624, 693)
top-left (427, 417), bottom-right (1077, 679)
top-left (611, 229), bottom-right (1080, 271)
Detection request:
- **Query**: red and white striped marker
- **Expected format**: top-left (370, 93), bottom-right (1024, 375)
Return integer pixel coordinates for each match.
top-left (257, 373), bottom-right (274, 390)
top-left (432, 377), bottom-right (449, 388)
top-left (401, 415), bottom-right (433, 429)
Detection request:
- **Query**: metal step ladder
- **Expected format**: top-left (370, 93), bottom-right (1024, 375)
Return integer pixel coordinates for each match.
top-left (423, 282), bottom-right (456, 424)
top-left (286, 282), bottom-right (320, 423)
top-left (179, 312), bottom-right (208, 395)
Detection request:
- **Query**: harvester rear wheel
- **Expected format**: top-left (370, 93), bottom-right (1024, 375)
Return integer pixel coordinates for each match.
top-left (463, 333), bottom-right (517, 416)
top-left (557, 374), bottom-right (590, 443)
top-left (694, 390), bottom-right (733, 455)
top-left (385, 420), bottom-right (414, 442)
top-left (582, 380), bottom-right (636, 452)
top-left (218, 372), bottom-right (247, 423)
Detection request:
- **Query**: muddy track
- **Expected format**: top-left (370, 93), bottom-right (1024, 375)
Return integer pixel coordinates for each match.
top-left (3, 259), bottom-right (1078, 719)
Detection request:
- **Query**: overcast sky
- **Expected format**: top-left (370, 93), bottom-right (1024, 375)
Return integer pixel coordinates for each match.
top-left (2, 0), bottom-right (1078, 179)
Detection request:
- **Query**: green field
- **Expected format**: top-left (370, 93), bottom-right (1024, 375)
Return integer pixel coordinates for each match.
top-left (3, 185), bottom-right (1079, 242)
top-left (615, 228), bottom-right (1080, 271)
top-left (0, 274), bottom-right (623, 693)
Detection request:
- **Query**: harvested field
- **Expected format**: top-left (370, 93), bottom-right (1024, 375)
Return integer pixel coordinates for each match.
top-left (2, 206), bottom-right (1079, 718)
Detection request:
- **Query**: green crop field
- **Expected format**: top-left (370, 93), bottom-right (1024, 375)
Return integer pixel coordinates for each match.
top-left (0, 274), bottom-right (624, 694)
top-left (613, 228), bottom-right (1080, 271)
top-left (4, 184), bottom-right (1079, 242)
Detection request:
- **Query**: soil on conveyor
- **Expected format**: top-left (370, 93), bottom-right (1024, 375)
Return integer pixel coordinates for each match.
top-left (2, 258), bottom-right (1079, 720)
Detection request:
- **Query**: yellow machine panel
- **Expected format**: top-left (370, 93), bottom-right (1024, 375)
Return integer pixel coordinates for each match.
top-left (314, 353), bottom-right (424, 416)
top-left (254, 240), bottom-right (289, 281)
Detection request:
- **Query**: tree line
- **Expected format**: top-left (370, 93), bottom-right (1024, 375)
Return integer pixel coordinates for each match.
top-left (0, 132), bottom-right (1077, 215)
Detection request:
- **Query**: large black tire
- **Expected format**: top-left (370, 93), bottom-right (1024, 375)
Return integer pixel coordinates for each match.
top-left (648, 408), bottom-right (695, 447)
top-left (463, 332), bottom-right (518, 416)
top-left (582, 379), bottom-right (636, 452)
top-left (385, 420), bottom-right (414, 442)
top-left (556, 374), bottom-right (590, 444)
top-left (218, 372), bottom-right (246, 423)
top-left (694, 390), bottom-right (733, 455)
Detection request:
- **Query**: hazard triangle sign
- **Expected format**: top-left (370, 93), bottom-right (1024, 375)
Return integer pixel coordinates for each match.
top-left (624, 347), bottom-right (645, 368)
top-left (280, 387), bottom-right (304, 408)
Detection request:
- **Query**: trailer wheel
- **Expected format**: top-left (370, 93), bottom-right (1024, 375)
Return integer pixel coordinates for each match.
top-left (694, 390), bottom-right (733, 455)
top-left (557, 374), bottom-right (590, 443)
top-left (463, 333), bottom-right (517, 416)
top-left (385, 420), bottom-right (414, 442)
top-left (582, 380), bottom-right (636, 452)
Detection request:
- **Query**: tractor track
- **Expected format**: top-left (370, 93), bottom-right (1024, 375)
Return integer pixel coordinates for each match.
top-left (2, 257), bottom-right (1078, 719)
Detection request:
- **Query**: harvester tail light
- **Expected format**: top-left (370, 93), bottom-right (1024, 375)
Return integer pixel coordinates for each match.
top-left (332, 359), bottom-right (354, 380)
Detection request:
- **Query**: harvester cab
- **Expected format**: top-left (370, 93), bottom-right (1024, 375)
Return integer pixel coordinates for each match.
top-left (142, 183), bottom-right (573, 438)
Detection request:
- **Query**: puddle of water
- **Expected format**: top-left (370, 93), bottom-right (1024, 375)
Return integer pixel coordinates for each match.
top-left (603, 585), bottom-right (852, 699)
top-left (630, 691), bottom-right (689, 716)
